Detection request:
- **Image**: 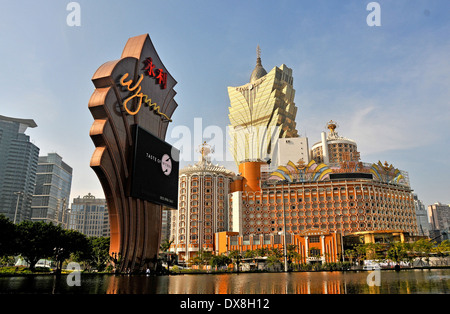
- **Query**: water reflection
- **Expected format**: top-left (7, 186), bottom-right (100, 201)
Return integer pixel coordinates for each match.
top-left (0, 269), bottom-right (448, 294)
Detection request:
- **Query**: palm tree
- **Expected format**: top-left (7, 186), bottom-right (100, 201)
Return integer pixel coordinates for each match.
top-left (160, 238), bottom-right (174, 253)
top-left (228, 250), bottom-right (242, 272)
top-left (413, 239), bottom-right (434, 266)
top-left (255, 247), bottom-right (268, 258)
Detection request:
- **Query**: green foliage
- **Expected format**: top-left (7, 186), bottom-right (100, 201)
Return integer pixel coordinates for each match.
top-left (0, 215), bottom-right (18, 257)
top-left (0, 217), bottom-right (111, 273)
top-left (386, 242), bottom-right (408, 264)
top-left (86, 236), bottom-right (110, 271)
top-left (160, 238), bottom-right (174, 253)
top-left (210, 254), bottom-right (231, 268)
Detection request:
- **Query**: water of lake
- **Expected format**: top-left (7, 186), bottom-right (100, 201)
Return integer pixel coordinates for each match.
top-left (0, 269), bottom-right (449, 294)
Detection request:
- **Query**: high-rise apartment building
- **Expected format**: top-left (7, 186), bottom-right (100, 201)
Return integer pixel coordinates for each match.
top-left (0, 115), bottom-right (39, 223)
top-left (31, 153), bottom-right (72, 224)
top-left (67, 193), bottom-right (110, 237)
top-left (227, 46), bottom-right (299, 166)
top-left (170, 143), bottom-right (235, 264)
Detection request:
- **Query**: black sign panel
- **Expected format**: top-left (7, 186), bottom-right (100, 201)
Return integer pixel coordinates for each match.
top-left (130, 125), bottom-right (179, 209)
top-left (330, 173), bottom-right (373, 180)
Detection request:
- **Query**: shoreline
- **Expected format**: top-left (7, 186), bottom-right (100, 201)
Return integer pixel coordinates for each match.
top-left (1, 265), bottom-right (449, 277)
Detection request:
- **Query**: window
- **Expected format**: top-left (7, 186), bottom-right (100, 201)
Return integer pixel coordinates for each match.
top-left (309, 236), bottom-right (320, 243)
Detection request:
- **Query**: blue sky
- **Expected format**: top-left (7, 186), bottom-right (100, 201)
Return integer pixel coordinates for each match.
top-left (0, 0), bottom-right (449, 207)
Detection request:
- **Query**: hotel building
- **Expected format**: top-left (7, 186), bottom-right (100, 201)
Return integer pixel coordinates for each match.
top-left (219, 121), bottom-right (419, 263)
top-left (195, 50), bottom-right (420, 265)
top-left (170, 142), bottom-right (235, 263)
top-left (227, 46), bottom-right (299, 166)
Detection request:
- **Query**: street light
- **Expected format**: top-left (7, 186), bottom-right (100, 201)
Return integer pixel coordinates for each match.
top-left (281, 183), bottom-right (288, 272)
top-left (338, 214), bottom-right (345, 263)
top-left (13, 191), bottom-right (23, 224)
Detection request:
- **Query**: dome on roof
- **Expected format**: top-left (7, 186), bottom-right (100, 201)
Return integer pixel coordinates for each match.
top-left (250, 45), bottom-right (267, 83)
top-left (250, 58), bottom-right (267, 82)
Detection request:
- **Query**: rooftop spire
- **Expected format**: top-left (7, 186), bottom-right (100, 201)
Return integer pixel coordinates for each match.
top-left (250, 44), bottom-right (267, 83)
top-left (256, 45), bottom-right (261, 64)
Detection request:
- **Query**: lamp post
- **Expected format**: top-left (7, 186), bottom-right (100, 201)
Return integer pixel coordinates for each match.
top-left (13, 191), bottom-right (23, 224)
top-left (338, 214), bottom-right (345, 263)
top-left (282, 183), bottom-right (288, 272)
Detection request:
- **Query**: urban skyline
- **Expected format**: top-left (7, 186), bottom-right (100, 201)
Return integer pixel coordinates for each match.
top-left (0, 1), bottom-right (449, 208)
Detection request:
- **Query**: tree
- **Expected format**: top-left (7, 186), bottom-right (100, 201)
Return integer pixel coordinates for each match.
top-left (243, 249), bottom-right (256, 259)
top-left (287, 244), bottom-right (301, 266)
top-left (0, 215), bottom-right (18, 258)
top-left (364, 243), bottom-right (384, 261)
top-left (160, 238), bottom-right (174, 253)
top-left (210, 254), bottom-right (231, 268)
top-left (53, 229), bottom-right (90, 273)
top-left (344, 249), bottom-right (356, 264)
top-left (266, 255), bottom-right (281, 271)
top-left (413, 239), bottom-right (434, 266)
top-left (87, 237), bottom-right (110, 271)
top-left (269, 247), bottom-right (282, 259)
top-left (16, 221), bottom-right (57, 271)
top-left (255, 247), bottom-right (268, 257)
top-left (386, 242), bottom-right (408, 266)
top-left (228, 250), bottom-right (242, 272)
top-left (433, 240), bottom-right (450, 265)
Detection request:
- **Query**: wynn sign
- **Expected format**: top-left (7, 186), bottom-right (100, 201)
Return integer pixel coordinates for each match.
top-left (88, 34), bottom-right (179, 272)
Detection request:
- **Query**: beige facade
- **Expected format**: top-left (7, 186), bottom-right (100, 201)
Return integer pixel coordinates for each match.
top-left (67, 193), bottom-right (110, 237)
top-left (228, 47), bottom-right (299, 166)
top-left (276, 137), bottom-right (309, 167)
top-left (170, 143), bottom-right (235, 263)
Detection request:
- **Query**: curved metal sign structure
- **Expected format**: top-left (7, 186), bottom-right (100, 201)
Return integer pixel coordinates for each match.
top-left (88, 34), bottom-right (178, 272)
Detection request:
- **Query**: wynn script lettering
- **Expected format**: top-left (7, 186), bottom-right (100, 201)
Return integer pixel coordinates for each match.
top-left (119, 73), bottom-right (172, 122)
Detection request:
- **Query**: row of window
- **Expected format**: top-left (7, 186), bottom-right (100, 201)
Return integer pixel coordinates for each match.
top-left (243, 222), bottom-right (416, 234)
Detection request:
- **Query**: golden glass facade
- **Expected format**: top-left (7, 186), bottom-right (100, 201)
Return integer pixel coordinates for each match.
top-left (228, 51), bottom-right (298, 166)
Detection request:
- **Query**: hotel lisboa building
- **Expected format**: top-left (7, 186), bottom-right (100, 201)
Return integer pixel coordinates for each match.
top-left (170, 143), bottom-right (235, 264)
top-left (172, 48), bottom-right (420, 265)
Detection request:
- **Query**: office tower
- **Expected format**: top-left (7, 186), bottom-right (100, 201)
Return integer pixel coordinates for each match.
top-left (413, 194), bottom-right (431, 237)
top-left (0, 115), bottom-right (39, 223)
top-left (170, 142), bottom-right (235, 264)
top-left (31, 153), bottom-right (72, 224)
top-left (227, 46), bottom-right (299, 167)
top-left (67, 193), bottom-right (110, 237)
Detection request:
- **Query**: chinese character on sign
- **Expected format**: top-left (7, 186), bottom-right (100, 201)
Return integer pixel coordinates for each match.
top-left (156, 69), bottom-right (167, 89)
top-left (144, 57), bottom-right (156, 77)
top-left (143, 57), bottom-right (167, 89)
